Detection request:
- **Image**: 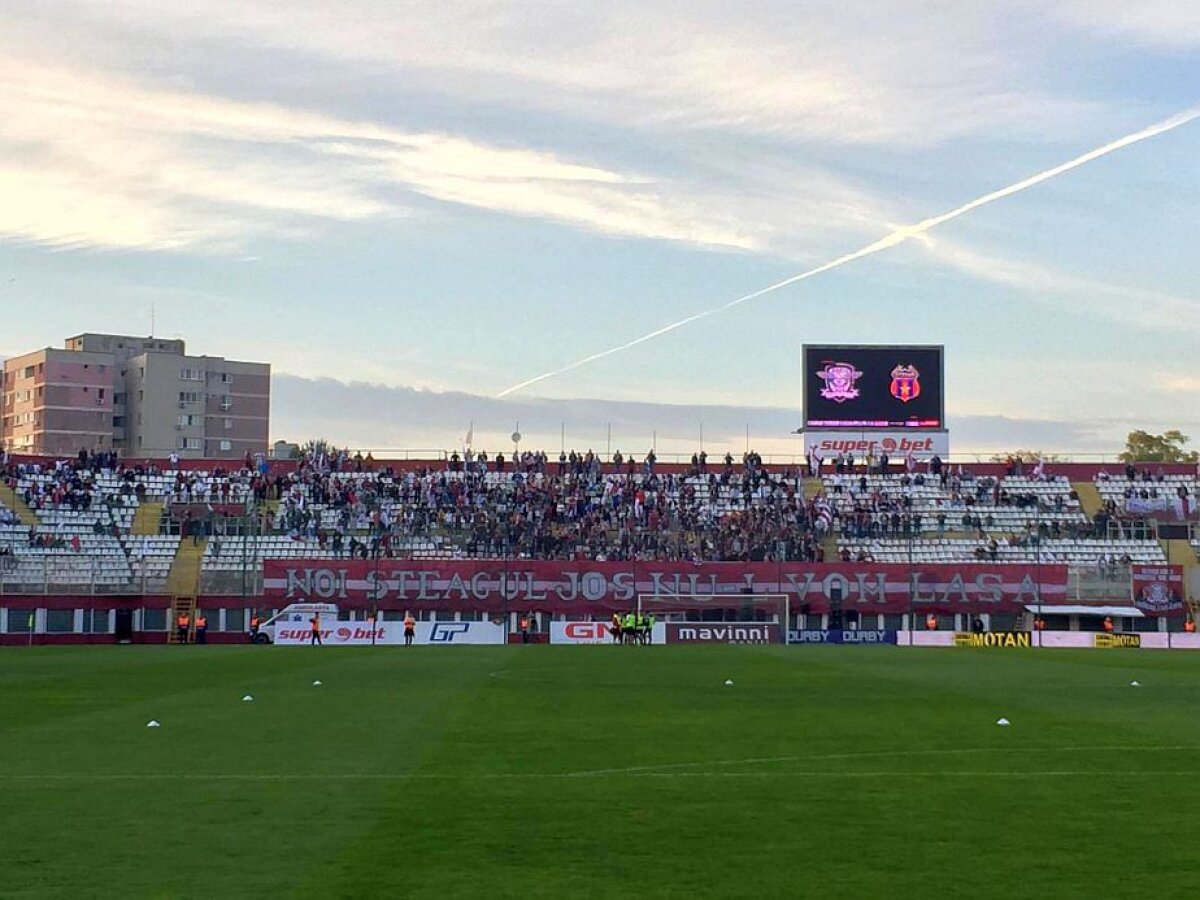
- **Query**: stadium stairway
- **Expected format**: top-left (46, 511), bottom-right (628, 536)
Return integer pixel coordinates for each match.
top-left (0, 482), bottom-right (38, 527)
top-left (167, 595), bottom-right (197, 644)
top-left (166, 537), bottom-right (207, 596)
top-left (1073, 481), bottom-right (1103, 518)
top-left (131, 501), bottom-right (163, 536)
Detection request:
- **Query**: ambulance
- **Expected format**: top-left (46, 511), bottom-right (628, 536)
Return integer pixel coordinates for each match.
top-left (249, 603), bottom-right (339, 644)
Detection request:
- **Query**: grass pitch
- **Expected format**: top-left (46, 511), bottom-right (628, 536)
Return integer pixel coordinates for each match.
top-left (2, 644), bottom-right (1199, 899)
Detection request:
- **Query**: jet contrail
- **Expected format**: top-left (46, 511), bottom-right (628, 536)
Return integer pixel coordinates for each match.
top-left (497, 107), bottom-right (1199, 398)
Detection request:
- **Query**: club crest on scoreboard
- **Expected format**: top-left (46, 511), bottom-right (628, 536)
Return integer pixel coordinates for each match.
top-left (889, 364), bottom-right (921, 403)
top-left (817, 361), bottom-right (863, 403)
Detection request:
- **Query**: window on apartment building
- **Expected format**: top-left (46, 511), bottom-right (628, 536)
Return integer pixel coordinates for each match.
top-left (113, 416), bottom-right (124, 427)
top-left (177, 437), bottom-right (202, 451)
top-left (220, 440), bottom-right (232, 452)
top-left (224, 417), bottom-right (233, 430)
top-left (220, 397), bottom-right (233, 412)
top-left (177, 414), bottom-right (200, 427)
top-left (22, 366), bottom-right (33, 378)
top-left (98, 389), bottom-right (105, 400)
top-left (113, 393), bottom-right (124, 404)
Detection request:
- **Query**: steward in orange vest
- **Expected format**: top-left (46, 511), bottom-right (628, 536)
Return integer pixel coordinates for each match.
top-left (176, 614), bottom-right (190, 644)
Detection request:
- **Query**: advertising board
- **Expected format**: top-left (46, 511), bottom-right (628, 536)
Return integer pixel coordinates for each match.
top-left (550, 621), bottom-right (667, 644)
top-left (788, 629), bottom-right (898, 644)
top-left (274, 620), bottom-right (504, 646)
top-left (665, 623), bottom-right (780, 644)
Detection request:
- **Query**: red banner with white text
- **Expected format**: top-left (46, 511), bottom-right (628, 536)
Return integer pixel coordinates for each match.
top-left (262, 560), bottom-right (1067, 615)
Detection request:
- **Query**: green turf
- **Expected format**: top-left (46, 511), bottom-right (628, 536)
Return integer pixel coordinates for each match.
top-left (2, 645), bottom-right (1199, 898)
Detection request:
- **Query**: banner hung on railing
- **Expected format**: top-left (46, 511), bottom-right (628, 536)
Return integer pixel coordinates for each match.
top-left (262, 561), bottom-right (1068, 614)
top-left (1130, 564), bottom-right (1185, 615)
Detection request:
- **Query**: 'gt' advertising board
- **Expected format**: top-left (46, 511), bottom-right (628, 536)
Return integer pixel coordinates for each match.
top-left (274, 620), bottom-right (504, 646)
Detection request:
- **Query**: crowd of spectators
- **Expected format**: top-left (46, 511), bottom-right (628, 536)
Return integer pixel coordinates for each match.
top-left (252, 446), bottom-right (828, 563)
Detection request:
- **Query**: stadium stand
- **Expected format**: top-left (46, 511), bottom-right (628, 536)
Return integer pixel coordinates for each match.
top-left (0, 449), bottom-right (1188, 600)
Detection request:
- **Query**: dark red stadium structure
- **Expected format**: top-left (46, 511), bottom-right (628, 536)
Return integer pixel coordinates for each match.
top-left (1, 448), bottom-right (1196, 644)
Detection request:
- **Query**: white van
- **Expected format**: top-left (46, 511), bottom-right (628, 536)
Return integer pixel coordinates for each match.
top-left (250, 603), bottom-right (339, 644)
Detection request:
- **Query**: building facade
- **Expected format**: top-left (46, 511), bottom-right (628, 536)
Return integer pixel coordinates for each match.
top-left (2, 333), bottom-right (269, 459)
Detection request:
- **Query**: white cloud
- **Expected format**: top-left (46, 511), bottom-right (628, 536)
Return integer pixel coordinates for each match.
top-left (0, 53), bottom-right (759, 252)
top-left (271, 373), bottom-right (1130, 456)
top-left (59, 0), bottom-right (1104, 145)
top-left (917, 236), bottom-right (1200, 336)
top-left (1048, 1), bottom-right (1200, 47)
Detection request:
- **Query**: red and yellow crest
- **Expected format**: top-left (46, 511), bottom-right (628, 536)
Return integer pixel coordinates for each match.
top-left (889, 364), bottom-right (921, 403)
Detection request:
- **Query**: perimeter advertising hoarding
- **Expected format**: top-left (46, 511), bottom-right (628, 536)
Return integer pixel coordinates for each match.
top-left (264, 561), bottom-right (1067, 615)
top-left (666, 623), bottom-right (780, 644)
top-left (274, 620), bottom-right (504, 646)
top-left (550, 621), bottom-right (667, 644)
top-left (803, 345), bottom-right (944, 430)
top-left (788, 629), bottom-right (898, 644)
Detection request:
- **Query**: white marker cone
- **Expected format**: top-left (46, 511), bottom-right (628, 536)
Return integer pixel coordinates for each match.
top-left (312, 680), bottom-right (322, 686)
top-left (724, 679), bottom-right (734, 686)
top-left (1130, 681), bottom-right (1141, 687)
top-left (995, 718), bottom-right (1010, 726)
top-left (146, 720), bottom-right (161, 728)
top-left (242, 694), bottom-right (254, 702)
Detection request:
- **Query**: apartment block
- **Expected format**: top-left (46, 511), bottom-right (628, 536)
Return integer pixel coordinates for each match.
top-left (1, 349), bottom-right (115, 455)
top-left (2, 333), bottom-right (270, 459)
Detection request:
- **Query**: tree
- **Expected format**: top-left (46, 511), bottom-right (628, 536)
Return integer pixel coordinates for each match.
top-left (1119, 430), bottom-right (1198, 464)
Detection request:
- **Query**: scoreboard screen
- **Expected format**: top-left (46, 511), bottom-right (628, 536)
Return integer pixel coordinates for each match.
top-left (803, 345), bottom-right (944, 429)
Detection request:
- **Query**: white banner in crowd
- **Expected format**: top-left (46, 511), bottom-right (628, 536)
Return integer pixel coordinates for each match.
top-left (275, 619), bottom-right (504, 646)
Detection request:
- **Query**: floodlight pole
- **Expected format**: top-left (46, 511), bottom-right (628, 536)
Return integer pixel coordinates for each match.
top-left (907, 527), bottom-right (914, 646)
top-left (1035, 510), bottom-right (1043, 648)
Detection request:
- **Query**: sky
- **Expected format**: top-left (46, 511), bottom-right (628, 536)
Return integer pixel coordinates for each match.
top-left (0, 1), bottom-right (1197, 461)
